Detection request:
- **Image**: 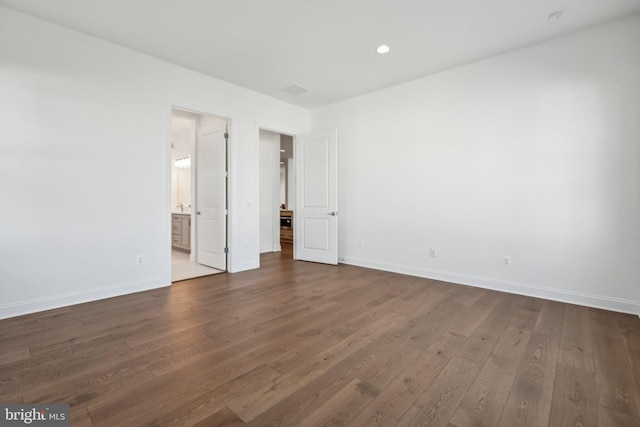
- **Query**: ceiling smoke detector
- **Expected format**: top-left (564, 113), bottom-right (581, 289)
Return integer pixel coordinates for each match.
top-left (281, 83), bottom-right (310, 96)
top-left (376, 44), bottom-right (390, 54)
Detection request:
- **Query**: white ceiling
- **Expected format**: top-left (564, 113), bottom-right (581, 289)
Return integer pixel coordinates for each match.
top-left (2, 0), bottom-right (639, 109)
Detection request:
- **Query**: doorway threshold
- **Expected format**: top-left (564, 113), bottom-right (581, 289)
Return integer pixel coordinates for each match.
top-left (171, 249), bottom-right (224, 282)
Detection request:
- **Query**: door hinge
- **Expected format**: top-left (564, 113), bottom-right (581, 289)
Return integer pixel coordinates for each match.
top-left (224, 247), bottom-right (229, 254)
top-left (224, 132), bottom-right (229, 139)
top-left (224, 171), bottom-right (228, 178)
top-left (224, 209), bottom-right (229, 215)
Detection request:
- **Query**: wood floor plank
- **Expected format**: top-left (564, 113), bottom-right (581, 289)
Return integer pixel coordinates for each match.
top-left (70, 405), bottom-right (94, 427)
top-left (589, 309), bottom-right (640, 418)
top-left (131, 365), bottom-right (279, 427)
top-left (615, 312), bottom-right (640, 373)
top-left (264, 330), bottom-right (344, 376)
top-left (0, 348), bottom-right (30, 365)
top-left (449, 325), bottom-right (533, 427)
top-left (22, 353), bottom-right (156, 408)
top-left (245, 329), bottom-right (453, 426)
top-left (332, 294), bottom-right (424, 337)
top-left (297, 378), bottom-right (380, 427)
top-left (456, 310), bottom-right (510, 364)
top-left (448, 292), bottom-right (503, 338)
top-left (145, 301), bottom-right (340, 378)
top-left (230, 312), bottom-right (407, 422)
top-left (455, 284), bottom-right (490, 307)
top-left (493, 293), bottom-right (527, 318)
top-left (384, 280), bottom-right (449, 316)
top-left (389, 288), bottom-right (462, 349)
top-left (145, 335), bottom-right (227, 377)
top-left (91, 306), bottom-right (401, 425)
top-left (559, 304), bottom-right (595, 372)
top-left (4, 296), bottom-right (162, 353)
top-left (398, 355), bottom-right (482, 426)
top-left (305, 294), bottom-right (404, 340)
top-left (0, 346), bottom-right (74, 396)
top-left (357, 336), bottom-right (426, 390)
top-left (202, 296), bottom-right (337, 346)
top-left (548, 363), bottom-right (597, 427)
top-left (347, 332), bottom-right (466, 426)
top-left (597, 405), bottom-right (640, 427)
top-left (284, 311), bottom-right (406, 376)
top-left (190, 406), bottom-right (245, 427)
top-left (86, 330), bottom-right (305, 425)
top-left (534, 300), bottom-right (565, 338)
top-left (22, 332), bottom-right (212, 399)
top-left (0, 251), bottom-right (636, 426)
top-left (0, 392), bottom-right (22, 403)
top-left (496, 332), bottom-right (561, 427)
top-left (510, 298), bottom-right (544, 331)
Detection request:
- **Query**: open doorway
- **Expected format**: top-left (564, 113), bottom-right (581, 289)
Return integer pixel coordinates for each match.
top-left (259, 129), bottom-right (295, 259)
top-left (171, 108), bottom-right (228, 281)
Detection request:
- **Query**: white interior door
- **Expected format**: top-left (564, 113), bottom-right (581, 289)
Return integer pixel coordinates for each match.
top-left (295, 129), bottom-right (338, 264)
top-left (196, 123), bottom-right (226, 270)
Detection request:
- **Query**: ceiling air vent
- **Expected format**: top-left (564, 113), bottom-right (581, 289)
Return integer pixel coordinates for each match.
top-left (281, 83), bottom-right (310, 96)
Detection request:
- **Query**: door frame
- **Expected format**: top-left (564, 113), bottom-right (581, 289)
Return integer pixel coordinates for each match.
top-left (258, 129), bottom-right (281, 253)
top-left (168, 104), bottom-right (232, 281)
top-left (256, 123), bottom-right (298, 267)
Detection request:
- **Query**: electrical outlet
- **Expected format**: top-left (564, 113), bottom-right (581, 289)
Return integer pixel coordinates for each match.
top-left (503, 256), bottom-right (511, 266)
top-left (137, 255), bottom-right (144, 264)
top-left (430, 248), bottom-right (437, 258)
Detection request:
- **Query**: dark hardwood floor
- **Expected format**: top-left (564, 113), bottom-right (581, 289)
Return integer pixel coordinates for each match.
top-left (1, 250), bottom-right (639, 426)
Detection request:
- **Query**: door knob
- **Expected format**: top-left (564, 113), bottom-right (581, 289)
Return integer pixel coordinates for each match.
top-left (327, 212), bottom-right (338, 216)
top-left (196, 211), bottom-right (201, 215)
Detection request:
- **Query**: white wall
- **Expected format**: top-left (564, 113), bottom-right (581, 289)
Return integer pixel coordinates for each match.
top-left (312, 14), bottom-right (640, 314)
top-left (0, 7), bottom-right (309, 319)
top-left (259, 129), bottom-right (281, 253)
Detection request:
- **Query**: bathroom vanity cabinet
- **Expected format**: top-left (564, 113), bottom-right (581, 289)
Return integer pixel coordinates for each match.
top-left (172, 213), bottom-right (191, 252)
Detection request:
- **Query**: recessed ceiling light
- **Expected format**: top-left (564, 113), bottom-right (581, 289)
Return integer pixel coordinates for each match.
top-left (548, 10), bottom-right (564, 21)
top-left (376, 44), bottom-right (390, 54)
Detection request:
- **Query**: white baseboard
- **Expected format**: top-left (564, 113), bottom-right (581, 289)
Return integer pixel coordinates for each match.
top-left (260, 245), bottom-right (281, 254)
top-left (0, 277), bottom-right (168, 320)
top-left (341, 257), bottom-right (640, 316)
top-left (230, 261), bottom-right (259, 273)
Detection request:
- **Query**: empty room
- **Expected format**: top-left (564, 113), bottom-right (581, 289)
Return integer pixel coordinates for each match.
top-left (1, 1), bottom-right (639, 426)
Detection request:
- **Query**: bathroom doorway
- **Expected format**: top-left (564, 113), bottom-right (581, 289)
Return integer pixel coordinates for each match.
top-left (259, 129), bottom-right (295, 259)
top-left (171, 108), bottom-right (228, 281)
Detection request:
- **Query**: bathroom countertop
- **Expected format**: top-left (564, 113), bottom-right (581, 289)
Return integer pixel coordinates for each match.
top-left (172, 211), bottom-right (191, 215)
